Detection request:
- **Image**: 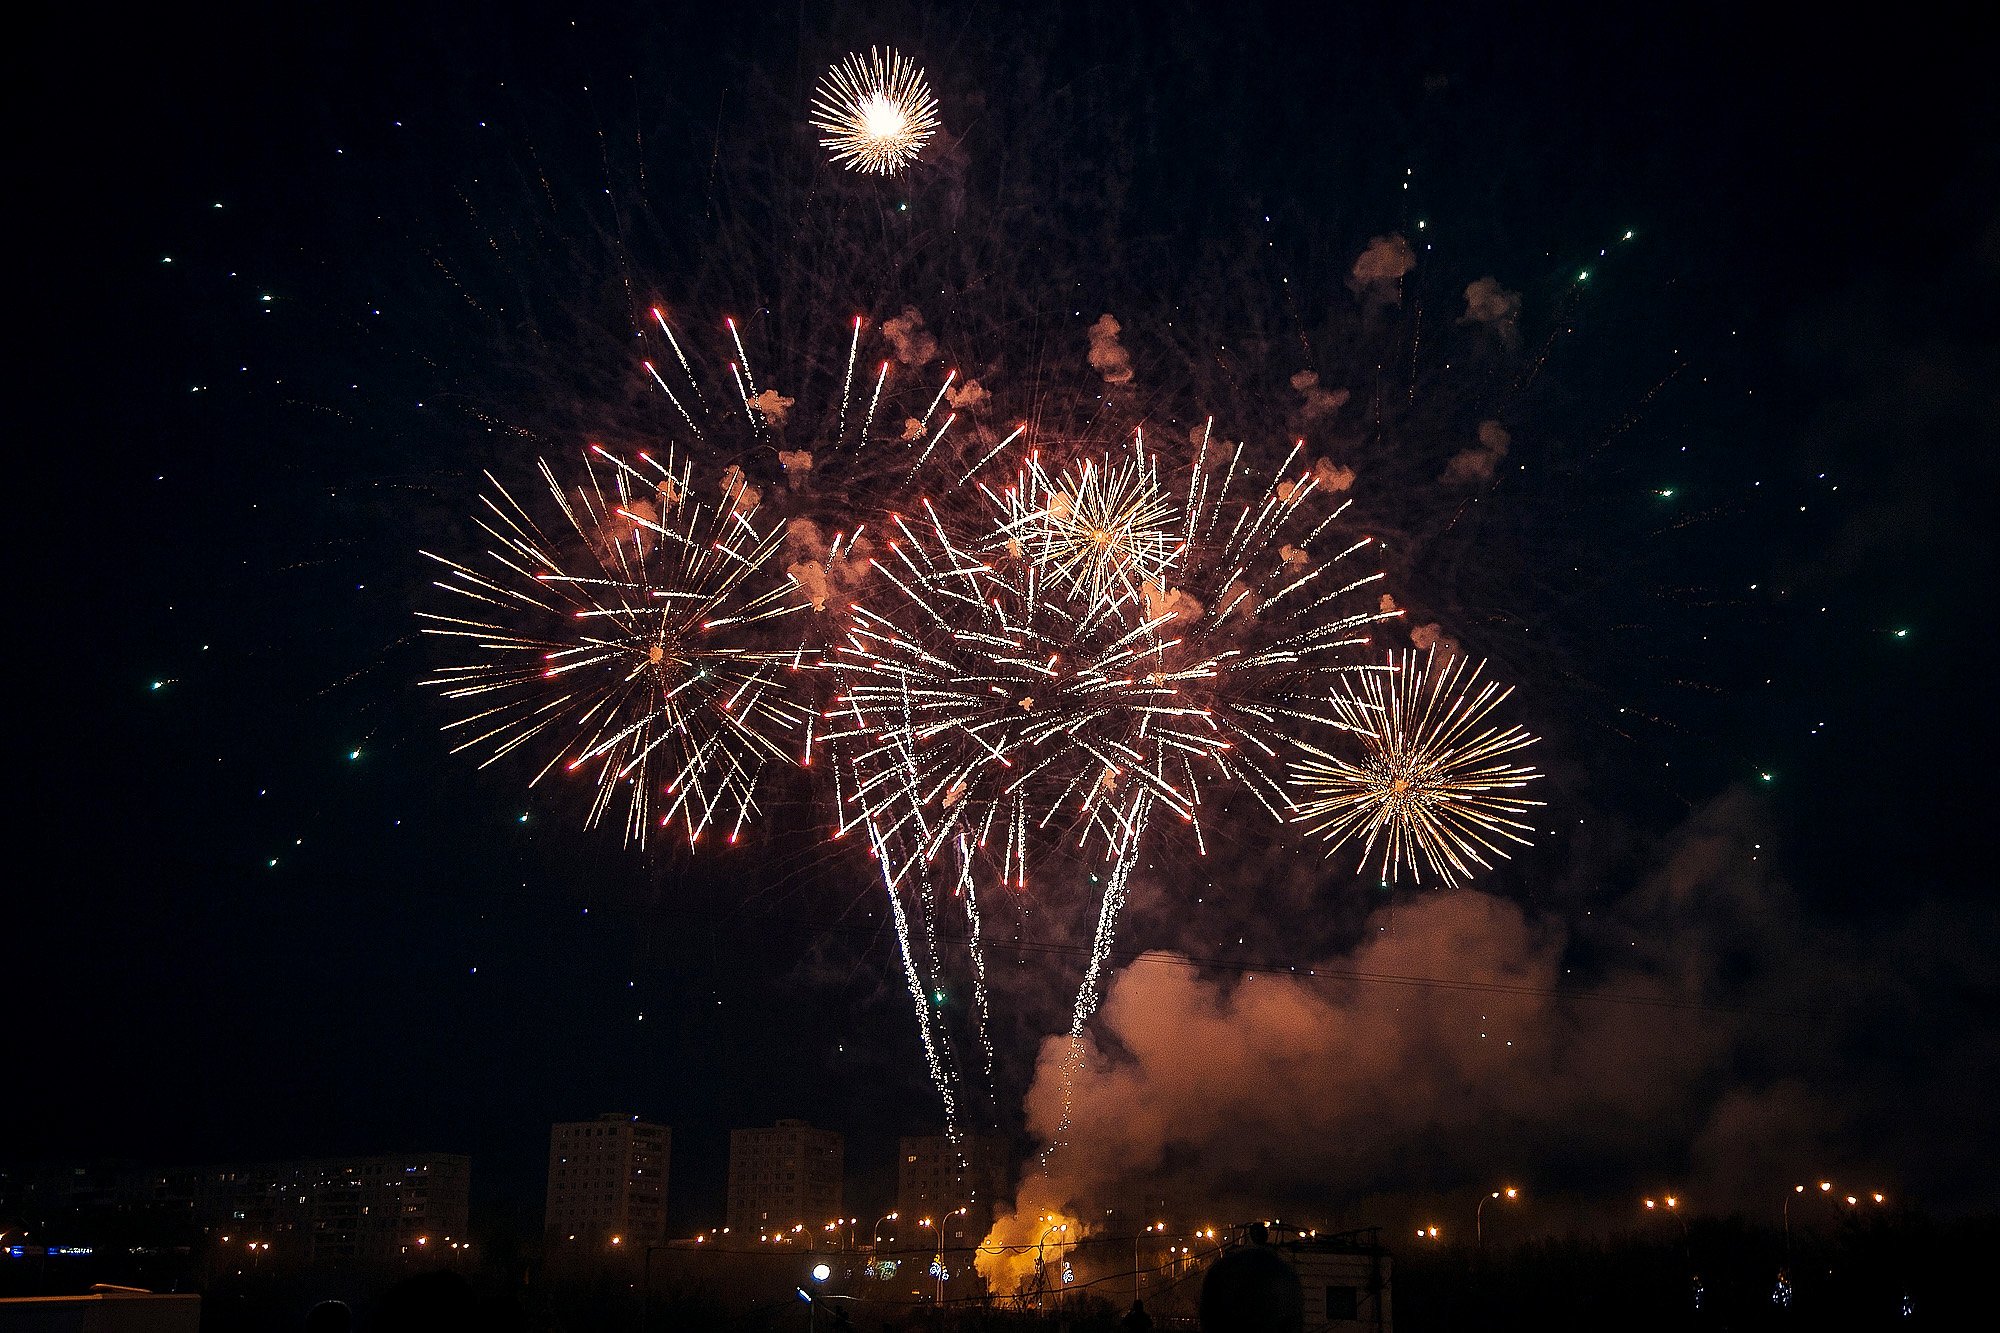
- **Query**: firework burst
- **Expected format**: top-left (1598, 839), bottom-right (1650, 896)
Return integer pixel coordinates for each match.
top-left (996, 443), bottom-right (1182, 605)
top-left (810, 47), bottom-right (942, 175)
top-left (419, 446), bottom-right (814, 848)
top-left (824, 485), bottom-right (1204, 890)
top-left (1291, 648), bottom-right (1544, 885)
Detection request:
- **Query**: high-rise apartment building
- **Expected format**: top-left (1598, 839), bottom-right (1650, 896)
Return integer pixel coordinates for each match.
top-left (544, 1114), bottom-right (670, 1247)
top-left (896, 1134), bottom-right (1010, 1247)
top-left (725, 1120), bottom-right (843, 1235)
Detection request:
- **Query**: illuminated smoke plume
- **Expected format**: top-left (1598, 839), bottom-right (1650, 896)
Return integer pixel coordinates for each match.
top-left (1349, 233), bottom-right (1416, 303)
top-left (1088, 313), bottom-right (1135, 384)
top-left (1277, 457), bottom-right (1356, 501)
top-left (1290, 369), bottom-right (1351, 422)
top-left (1408, 621), bottom-right (1460, 656)
top-left (720, 463), bottom-right (763, 512)
top-left (1462, 276), bottom-right (1523, 344)
top-left (749, 387), bottom-right (796, 426)
top-left (983, 790), bottom-right (1965, 1235)
top-left (1139, 579), bottom-right (1203, 625)
top-left (783, 516), bottom-right (872, 613)
top-left (1440, 419), bottom-right (1511, 485)
top-left (946, 377), bottom-right (992, 412)
top-left (777, 449), bottom-right (814, 482)
top-left (882, 306), bottom-right (939, 366)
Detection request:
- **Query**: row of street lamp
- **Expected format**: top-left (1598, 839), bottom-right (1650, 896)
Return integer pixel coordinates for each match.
top-left (1411, 1179), bottom-right (1890, 1247)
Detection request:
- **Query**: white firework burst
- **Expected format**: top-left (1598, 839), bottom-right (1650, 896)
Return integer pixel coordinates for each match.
top-left (811, 47), bottom-right (942, 174)
top-left (1291, 648), bottom-right (1544, 885)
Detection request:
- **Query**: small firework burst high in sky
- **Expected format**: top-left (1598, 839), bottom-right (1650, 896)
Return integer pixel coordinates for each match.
top-left (811, 47), bottom-right (942, 174)
top-left (1291, 648), bottom-right (1545, 886)
top-left (418, 446), bottom-right (813, 849)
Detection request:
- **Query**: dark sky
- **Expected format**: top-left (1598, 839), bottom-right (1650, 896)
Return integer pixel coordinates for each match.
top-left (17, 1), bottom-right (1997, 1235)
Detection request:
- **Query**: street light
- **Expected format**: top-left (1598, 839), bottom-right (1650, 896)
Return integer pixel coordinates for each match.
top-left (1642, 1195), bottom-right (1688, 1239)
top-left (1475, 1187), bottom-right (1519, 1250)
top-left (871, 1212), bottom-right (900, 1246)
top-left (1036, 1223), bottom-right (1068, 1312)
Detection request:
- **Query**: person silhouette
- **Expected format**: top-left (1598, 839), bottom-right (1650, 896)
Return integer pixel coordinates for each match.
top-left (1122, 1297), bottom-right (1155, 1332)
top-left (1198, 1226), bottom-right (1302, 1333)
top-left (303, 1299), bottom-right (352, 1333)
top-left (375, 1270), bottom-right (478, 1332)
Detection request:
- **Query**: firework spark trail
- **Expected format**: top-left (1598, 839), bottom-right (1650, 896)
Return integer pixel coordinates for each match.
top-left (1041, 790), bottom-right (1153, 1167)
top-left (838, 316), bottom-right (862, 444)
top-left (956, 833), bottom-right (998, 1085)
top-left (870, 818), bottom-right (962, 1134)
top-left (810, 47), bottom-right (942, 175)
top-left (649, 306), bottom-right (707, 422)
top-left (823, 450), bottom-right (1224, 1125)
top-left (1291, 648), bottom-right (1545, 885)
top-left (418, 445), bottom-right (812, 848)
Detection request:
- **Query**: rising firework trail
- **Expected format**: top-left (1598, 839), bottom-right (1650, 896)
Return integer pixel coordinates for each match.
top-left (418, 446), bottom-right (814, 848)
top-left (1291, 648), bottom-right (1545, 885)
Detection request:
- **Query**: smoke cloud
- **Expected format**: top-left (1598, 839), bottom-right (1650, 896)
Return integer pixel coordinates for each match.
top-left (1349, 234), bottom-right (1416, 303)
top-left (1088, 314), bottom-right (1135, 385)
top-left (1408, 621), bottom-right (1459, 656)
top-left (719, 464), bottom-right (762, 513)
top-left (1461, 276), bottom-right (1523, 344)
top-left (982, 788), bottom-right (1993, 1243)
top-left (1274, 457), bottom-right (1355, 503)
top-left (1440, 419), bottom-right (1511, 485)
top-left (1140, 580), bottom-right (1204, 625)
top-left (748, 388), bottom-right (795, 427)
top-left (947, 378), bottom-right (992, 412)
top-left (783, 517), bottom-right (872, 612)
top-left (882, 306), bottom-right (938, 367)
top-left (1290, 370), bottom-right (1351, 423)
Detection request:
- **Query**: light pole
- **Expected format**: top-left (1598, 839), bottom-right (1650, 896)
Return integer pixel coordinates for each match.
top-left (918, 1216), bottom-right (943, 1304)
top-left (1475, 1187), bottom-right (1518, 1251)
top-left (936, 1206), bottom-right (968, 1303)
top-left (870, 1211), bottom-right (899, 1247)
top-left (1036, 1222), bottom-right (1067, 1312)
top-left (1642, 1195), bottom-right (1688, 1241)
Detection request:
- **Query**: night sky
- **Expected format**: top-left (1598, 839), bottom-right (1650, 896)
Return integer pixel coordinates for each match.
top-left (17, 0), bottom-right (1997, 1237)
